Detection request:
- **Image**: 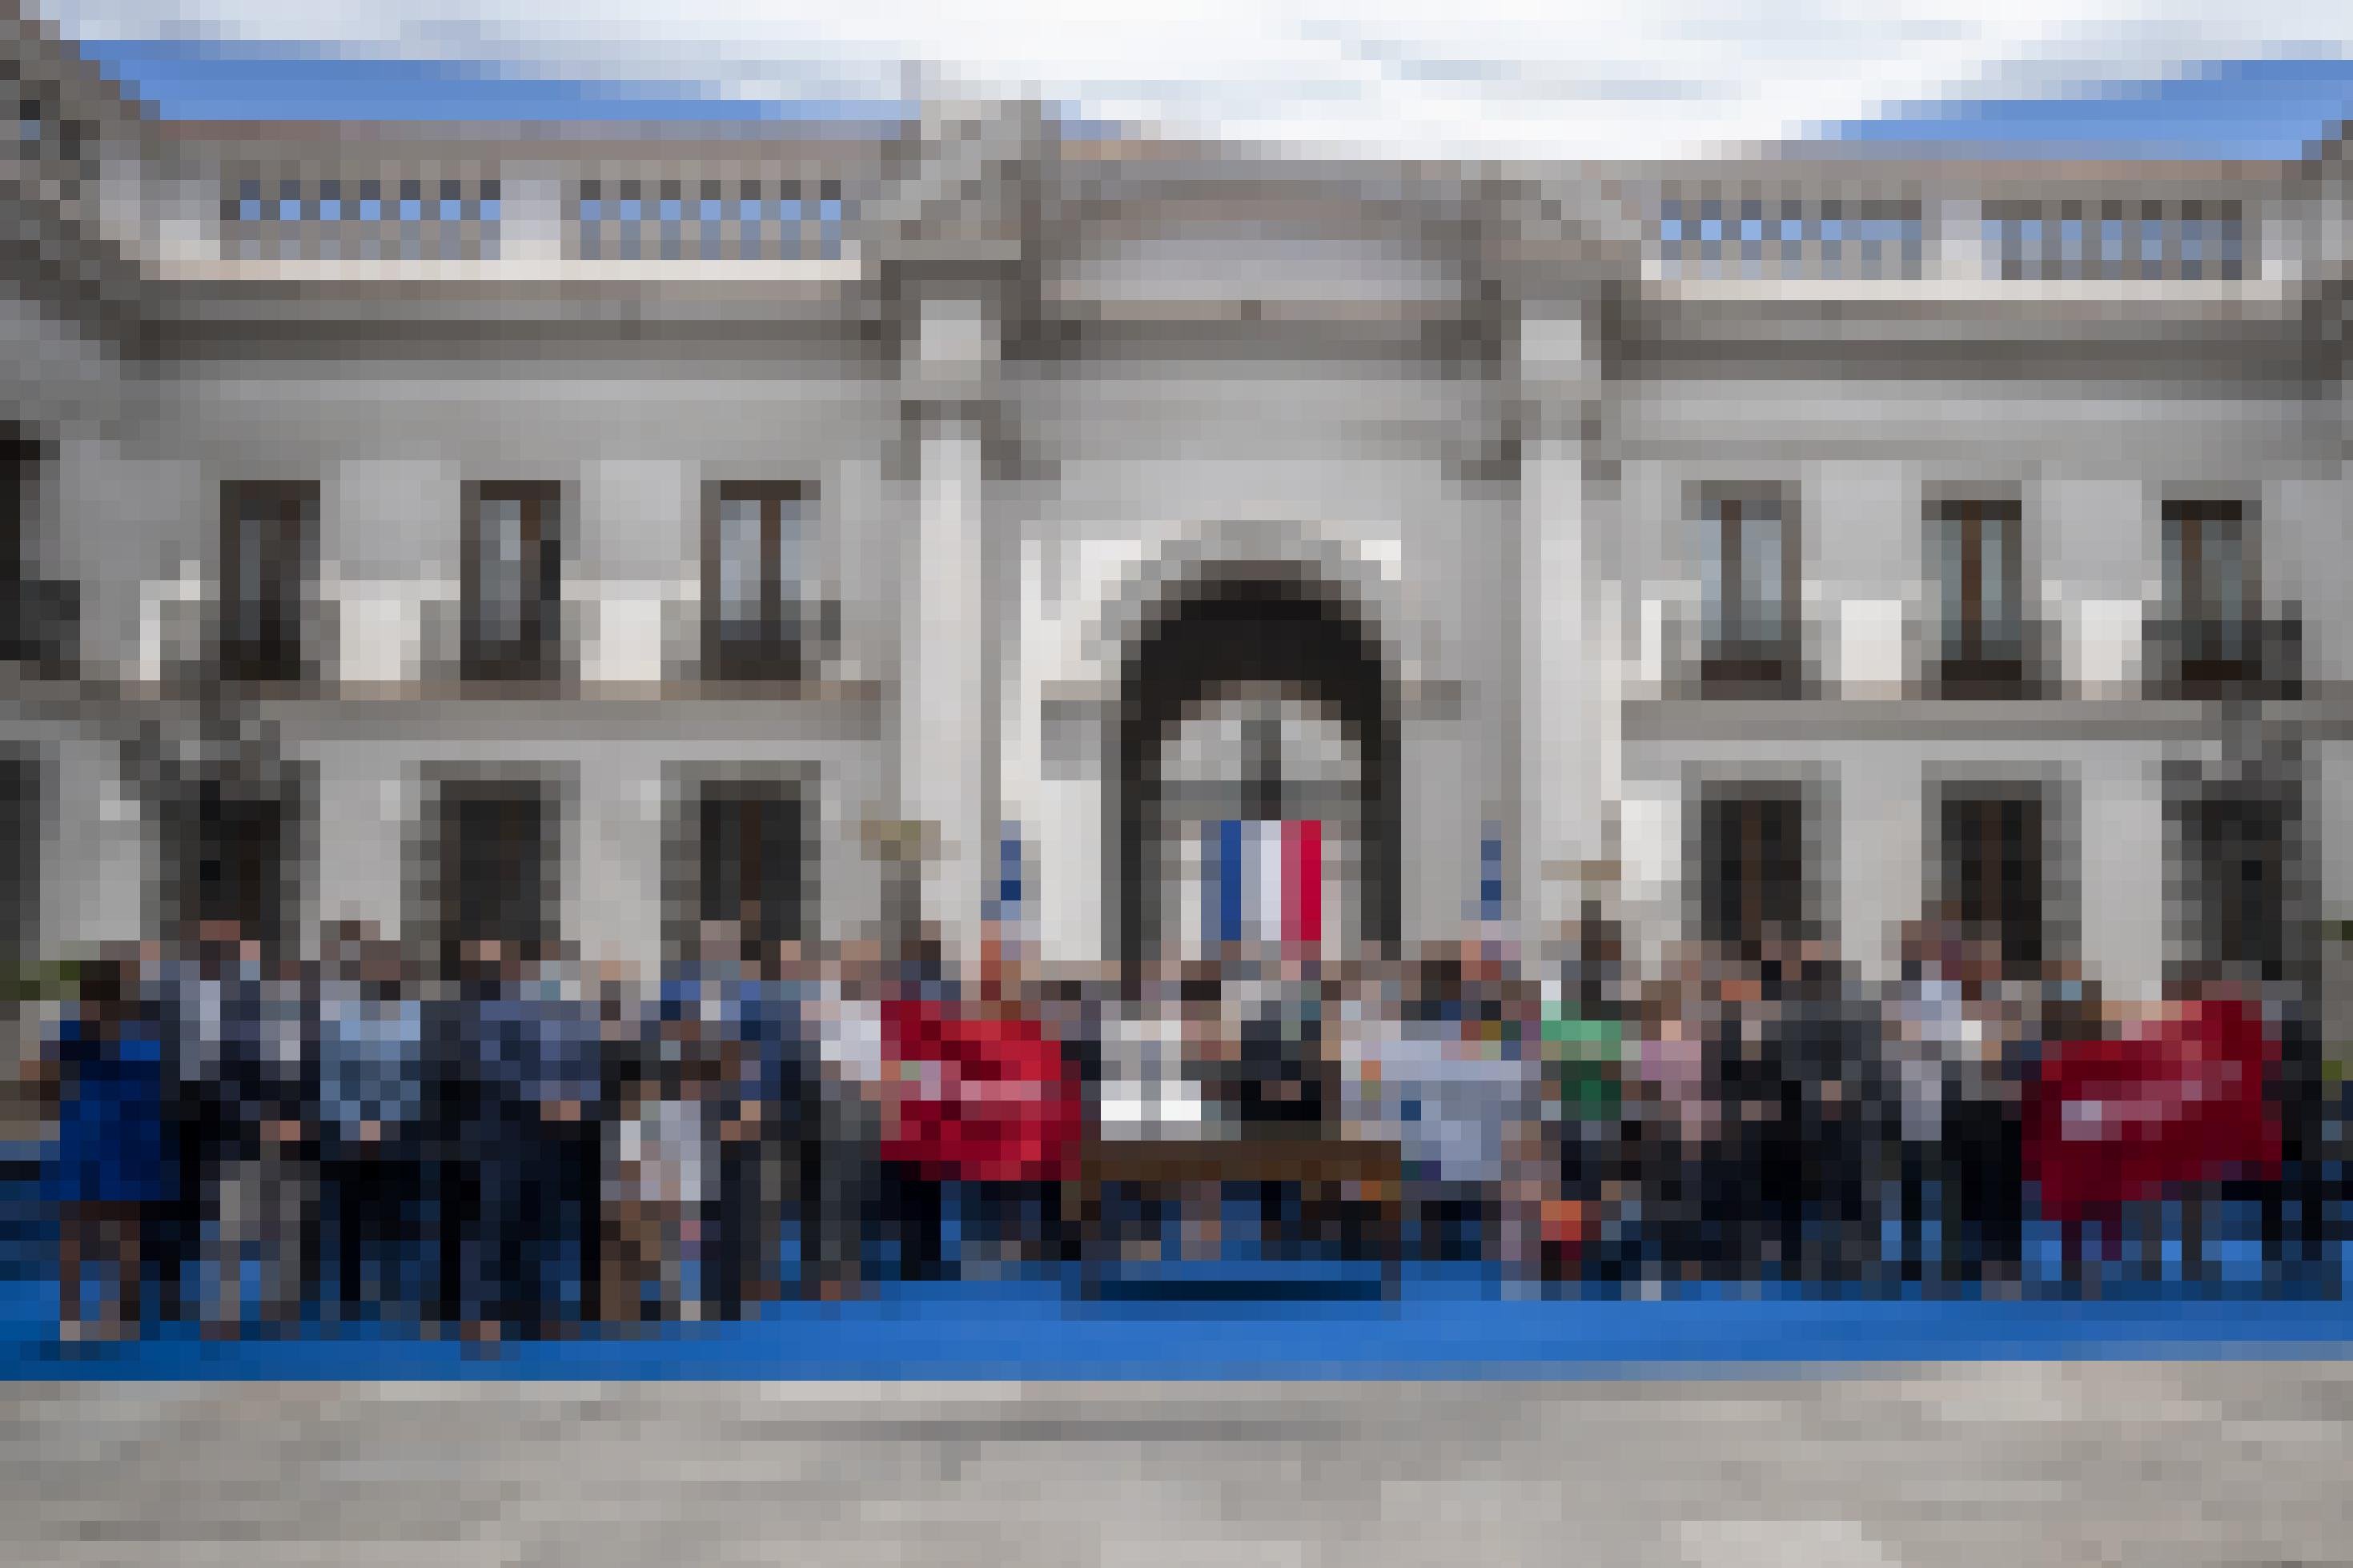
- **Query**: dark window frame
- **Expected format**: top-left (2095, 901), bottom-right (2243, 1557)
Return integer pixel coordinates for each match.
top-left (436, 779), bottom-right (556, 966)
top-left (216, 480), bottom-right (315, 684)
top-left (695, 781), bottom-right (807, 951)
top-left (462, 481), bottom-right (563, 683)
top-left (1700, 492), bottom-right (1798, 691)
top-left (1699, 788), bottom-right (1808, 956)
top-left (2162, 499), bottom-right (2259, 692)
top-left (2186, 788), bottom-right (2291, 981)
top-left (1938, 792), bottom-right (2046, 967)
top-left (172, 779), bottom-right (292, 956)
top-left (700, 480), bottom-right (807, 681)
top-left (1933, 499), bottom-right (2029, 696)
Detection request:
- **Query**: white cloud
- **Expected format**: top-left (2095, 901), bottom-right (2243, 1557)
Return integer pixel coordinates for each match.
top-left (35, 0), bottom-right (2353, 155)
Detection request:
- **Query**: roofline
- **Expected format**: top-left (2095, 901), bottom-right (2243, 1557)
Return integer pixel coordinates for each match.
top-left (147, 118), bottom-right (2300, 188)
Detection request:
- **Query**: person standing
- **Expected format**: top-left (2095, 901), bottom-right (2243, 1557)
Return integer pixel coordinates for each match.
top-left (1881, 921), bottom-right (1970, 1287)
top-left (2255, 968), bottom-right (2330, 1289)
top-left (200, 933), bottom-right (311, 1337)
top-left (41, 954), bottom-right (175, 1341)
top-left (705, 931), bottom-right (789, 1319)
top-left (519, 950), bottom-right (601, 1335)
top-left (148, 921), bottom-right (239, 1327)
top-left (801, 941), bottom-right (885, 1298)
top-left (1540, 929), bottom-right (1632, 1283)
top-left (315, 927), bottom-right (427, 1321)
top-left (1624, 974), bottom-right (1705, 1285)
top-left (434, 939), bottom-right (532, 1345)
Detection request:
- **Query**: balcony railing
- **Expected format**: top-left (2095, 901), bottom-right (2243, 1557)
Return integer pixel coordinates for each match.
top-left (696, 594), bottom-right (841, 685)
top-left (2141, 613), bottom-right (2303, 700)
top-left (1926, 616), bottom-right (2059, 700)
top-left (1651, 190), bottom-right (1924, 281)
top-left (572, 176), bottom-right (857, 263)
top-left (215, 173), bottom-right (503, 263)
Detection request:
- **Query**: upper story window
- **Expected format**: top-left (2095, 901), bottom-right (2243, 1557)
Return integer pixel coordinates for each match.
top-left (217, 482), bottom-right (314, 683)
top-left (463, 483), bottom-right (561, 682)
top-left (1698, 491), bottom-right (1796, 691)
top-left (2162, 499), bottom-right (2257, 689)
top-left (702, 481), bottom-right (807, 680)
top-left (1931, 499), bottom-right (2029, 695)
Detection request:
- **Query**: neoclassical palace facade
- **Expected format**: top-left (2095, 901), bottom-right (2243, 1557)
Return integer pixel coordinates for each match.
top-left (4, 17), bottom-right (2351, 999)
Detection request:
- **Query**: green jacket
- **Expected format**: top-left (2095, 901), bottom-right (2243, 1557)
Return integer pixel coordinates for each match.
top-left (1541, 1008), bottom-right (1626, 1123)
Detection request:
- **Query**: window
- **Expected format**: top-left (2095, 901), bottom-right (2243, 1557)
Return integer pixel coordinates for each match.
top-left (2162, 500), bottom-right (2255, 689)
top-left (697, 784), bottom-right (805, 950)
top-left (2187, 788), bottom-right (2288, 980)
top-left (1933, 499), bottom-right (2026, 694)
top-left (439, 781), bottom-right (552, 965)
top-left (463, 483), bottom-right (560, 680)
top-left (1939, 793), bottom-right (2045, 966)
top-left (218, 482), bottom-right (312, 683)
top-left (702, 482), bottom-right (806, 680)
top-left (173, 780), bottom-right (289, 955)
top-left (1699, 790), bottom-right (1807, 955)
top-left (1699, 492), bottom-right (1794, 688)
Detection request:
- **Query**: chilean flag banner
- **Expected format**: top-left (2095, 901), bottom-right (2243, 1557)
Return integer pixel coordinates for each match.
top-left (2024, 996), bottom-right (2281, 1227)
top-left (1203, 818), bottom-right (1323, 950)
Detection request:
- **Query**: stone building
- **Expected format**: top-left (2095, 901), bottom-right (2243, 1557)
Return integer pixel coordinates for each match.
top-left (3, 15), bottom-right (2348, 997)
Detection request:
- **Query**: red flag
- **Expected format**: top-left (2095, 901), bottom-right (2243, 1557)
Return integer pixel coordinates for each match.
top-left (2026, 997), bottom-right (2281, 1227)
top-left (881, 998), bottom-right (1082, 1183)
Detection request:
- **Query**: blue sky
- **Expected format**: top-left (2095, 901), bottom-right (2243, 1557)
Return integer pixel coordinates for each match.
top-left (39, 3), bottom-right (2353, 158)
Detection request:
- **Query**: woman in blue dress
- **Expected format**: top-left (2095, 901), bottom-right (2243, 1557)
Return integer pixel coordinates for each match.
top-left (42, 956), bottom-right (175, 1341)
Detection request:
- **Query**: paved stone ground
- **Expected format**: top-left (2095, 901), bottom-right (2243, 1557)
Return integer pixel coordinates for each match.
top-left (6, 1364), bottom-right (2351, 1566)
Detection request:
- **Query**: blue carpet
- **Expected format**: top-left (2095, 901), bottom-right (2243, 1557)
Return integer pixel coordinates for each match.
top-left (5, 1270), bottom-right (2351, 1381)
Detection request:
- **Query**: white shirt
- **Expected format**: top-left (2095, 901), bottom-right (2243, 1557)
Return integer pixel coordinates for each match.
top-left (825, 996), bottom-right (885, 1085)
top-left (1889, 977), bottom-right (1976, 1144)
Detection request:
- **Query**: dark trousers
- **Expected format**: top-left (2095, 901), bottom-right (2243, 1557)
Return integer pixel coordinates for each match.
top-left (883, 1164), bottom-right (945, 1280)
top-left (801, 1091), bottom-right (878, 1290)
top-left (1755, 1130), bottom-right (1808, 1277)
top-left (965, 1178), bottom-right (1073, 1265)
top-left (2258, 1113), bottom-right (2330, 1269)
top-left (496, 1135), bottom-right (584, 1331)
top-left (149, 1112), bottom-right (212, 1322)
top-left (323, 1148), bottom-right (417, 1312)
top-left (707, 1141), bottom-right (764, 1316)
top-left (1892, 1139), bottom-right (1946, 1281)
top-left (433, 1141), bottom-right (484, 1328)
top-left (1949, 1099), bottom-right (2023, 1277)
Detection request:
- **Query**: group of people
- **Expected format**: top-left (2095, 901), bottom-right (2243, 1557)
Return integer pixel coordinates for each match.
top-left (25, 910), bottom-right (2341, 1342)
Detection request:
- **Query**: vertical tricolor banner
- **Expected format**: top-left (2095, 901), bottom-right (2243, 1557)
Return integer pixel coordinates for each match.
top-left (1204, 819), bottom-right (1323, 948)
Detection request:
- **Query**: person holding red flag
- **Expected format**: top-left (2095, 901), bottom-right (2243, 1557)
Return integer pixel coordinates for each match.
top-left (2026, 975), bottom-right (2281, 1293)
top-left (879, 932), bottom-right (1083, 1277)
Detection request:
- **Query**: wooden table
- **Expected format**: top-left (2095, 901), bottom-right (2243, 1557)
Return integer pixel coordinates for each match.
top-left (1066, 1134), bottom-right (1405, 1297)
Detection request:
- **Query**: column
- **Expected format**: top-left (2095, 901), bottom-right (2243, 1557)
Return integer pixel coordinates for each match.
top-left (898, 294), bottom-right (997, 960)
top-left (1518, 301), bottom-right (1619, 937)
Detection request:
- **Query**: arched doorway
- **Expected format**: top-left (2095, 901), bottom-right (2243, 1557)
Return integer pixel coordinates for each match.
top-left (1115, 569), bottom-right (1399, 964)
